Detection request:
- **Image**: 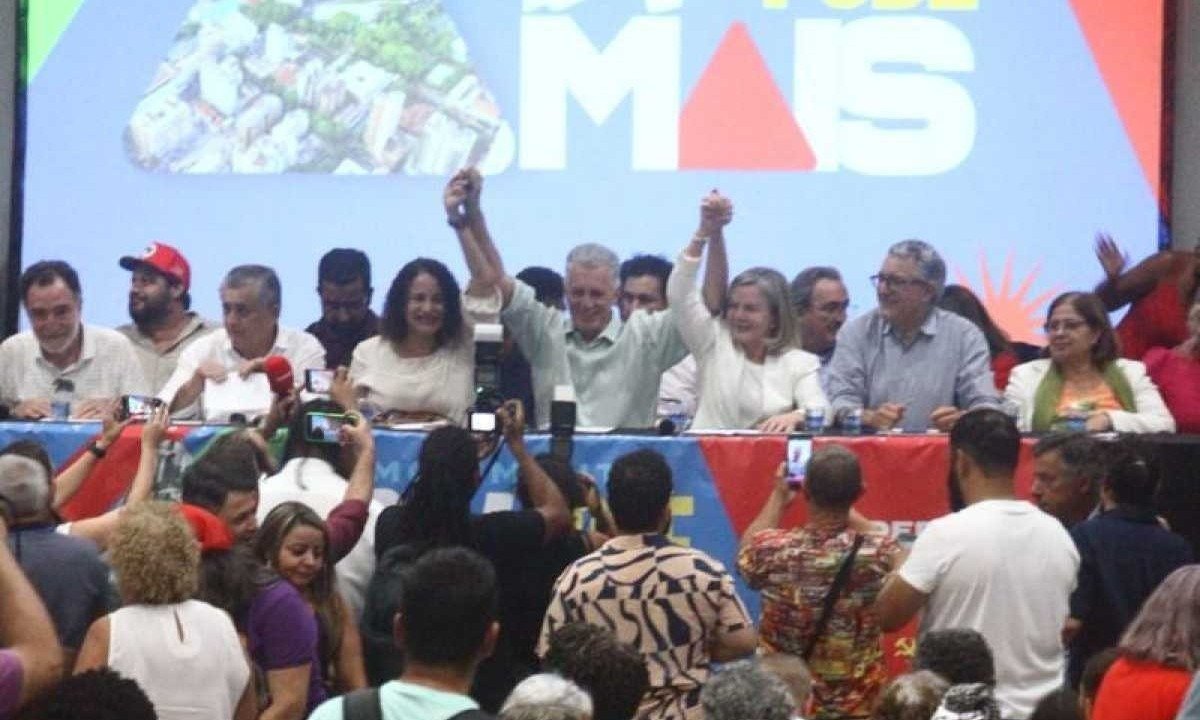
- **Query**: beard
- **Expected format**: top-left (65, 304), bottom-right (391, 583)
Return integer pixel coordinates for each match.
top-left (40, 322), bottom-right (81, 355)
top-left (129, 293), bottom-right (170, 327)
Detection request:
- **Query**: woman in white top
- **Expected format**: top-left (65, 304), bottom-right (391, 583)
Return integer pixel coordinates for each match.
top-left (667, 191), bottom-right (830, 432)
top-left (351, 174), bottom-right (500, 425)
top-left (75, 502), bottom-right (254, 720)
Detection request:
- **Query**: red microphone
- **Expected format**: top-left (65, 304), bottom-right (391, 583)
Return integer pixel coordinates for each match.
top-left (262, 355), bottom-right (294, 397)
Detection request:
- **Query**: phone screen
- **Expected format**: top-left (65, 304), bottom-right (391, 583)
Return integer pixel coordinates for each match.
top-left (305, 369), bottom-right (334, 394)
top-left (305, 412), bottom-right (348, 444)
top-left (786, 437), bottom-right (813, 486)
top-left (123, 394), bottom-right (161, 419)
top-left (469, 411), bottom-right (497, 433)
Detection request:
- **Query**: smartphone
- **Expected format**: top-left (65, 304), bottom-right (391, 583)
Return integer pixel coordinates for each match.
top-left (786, 436), bottom-right (813, 488)
top-left (304, 369), bottom-right (335, 394)
top-left (469, 411), bottom-right (497, 434)
top-left (304, 412), bottom-right (352, 444)
top-left (121, 394), bottom-right (163, 420)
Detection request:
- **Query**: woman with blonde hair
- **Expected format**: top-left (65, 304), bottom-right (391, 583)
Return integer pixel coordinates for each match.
top-left (667, 191), bottom-right (829, 432)
top-left (1090, 565), bottom-right (1200, 720)
top-left (75, 501), bottom-right (255, 720)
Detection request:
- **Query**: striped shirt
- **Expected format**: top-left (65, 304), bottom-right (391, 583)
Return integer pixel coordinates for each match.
top-left (0, 324), bottom-right (148, 407)
top-left (538, 533), bottom-right (751, 720)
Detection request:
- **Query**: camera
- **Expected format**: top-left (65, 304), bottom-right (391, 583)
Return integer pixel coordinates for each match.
top-left (470, 323), bottom-right (505, 432)
top-left (549, 384), bottom-right (576, 463)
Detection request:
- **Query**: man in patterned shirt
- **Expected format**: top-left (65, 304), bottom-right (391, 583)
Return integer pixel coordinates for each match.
top-left (538, 449), bottom-right (756, 720)
top-left (738, 445), bottom-right (903, 720)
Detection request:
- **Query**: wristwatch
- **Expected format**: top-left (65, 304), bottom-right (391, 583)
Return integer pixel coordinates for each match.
top-left (88, 441), bottom-right (107, 459)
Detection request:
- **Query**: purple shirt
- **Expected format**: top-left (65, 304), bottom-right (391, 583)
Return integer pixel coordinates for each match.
top-left (0, 649), bottom-right (22, 720)
top-left (243, 580), bottom-right (325, 712)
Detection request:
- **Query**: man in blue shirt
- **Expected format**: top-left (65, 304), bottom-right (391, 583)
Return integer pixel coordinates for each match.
top-left (826, 240), bottom-right (998, 432)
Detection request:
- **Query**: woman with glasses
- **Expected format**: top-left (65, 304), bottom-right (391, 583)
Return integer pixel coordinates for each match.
top-left (1004, 292), bottom-right (1174, 433)
top-left (666, 190), bottom-right (829, 432)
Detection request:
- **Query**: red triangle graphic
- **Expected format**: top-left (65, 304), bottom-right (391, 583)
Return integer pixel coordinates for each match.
top-left (1068, 0), bottom-right (1164, 201)
top-left (679, 22), bottom-right (816, 171)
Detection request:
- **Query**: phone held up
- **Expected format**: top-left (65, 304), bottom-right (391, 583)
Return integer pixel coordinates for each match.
top-left (785, 435), bottom-right (813, 489)
top-left (304, 411), bottom-right (356, 444)
top-left (120, 394), bottom-right (164, 421)
top-left (304, 369), bottom-right (334, 394)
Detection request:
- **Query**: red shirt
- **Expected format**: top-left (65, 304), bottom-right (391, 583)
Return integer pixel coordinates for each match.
top-left (1116, 279), bottom-right (1189, 360)
top-left (1092, 657), bottom-right (1191, 720)
top-left (1144, 347), bottom-right (1200, 433)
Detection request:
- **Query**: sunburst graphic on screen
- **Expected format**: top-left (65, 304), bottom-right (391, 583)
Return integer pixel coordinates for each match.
top-left (955, 253), bottom-right (1059, 345)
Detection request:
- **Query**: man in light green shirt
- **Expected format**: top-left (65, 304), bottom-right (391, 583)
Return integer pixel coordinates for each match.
top-left (447, 169), bottom-right (697, 429)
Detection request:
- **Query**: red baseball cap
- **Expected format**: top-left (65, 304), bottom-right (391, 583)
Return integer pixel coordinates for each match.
top-left (119, 241), bottom-right (191, 291)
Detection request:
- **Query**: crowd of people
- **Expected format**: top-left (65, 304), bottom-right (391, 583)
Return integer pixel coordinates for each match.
top-left (0, 170), bottom-right (1197, 434)
top-left (0, 168), bottom-right (1199, 720)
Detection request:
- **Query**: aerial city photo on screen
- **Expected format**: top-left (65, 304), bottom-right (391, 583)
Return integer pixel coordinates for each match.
top-left (125, 0), bottom-right (504, 175)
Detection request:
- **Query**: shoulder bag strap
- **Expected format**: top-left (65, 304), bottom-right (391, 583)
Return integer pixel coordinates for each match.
top-left (342, 687), bottom-right (383, 720)
top-left (802, 534), bottom-right (866, 661)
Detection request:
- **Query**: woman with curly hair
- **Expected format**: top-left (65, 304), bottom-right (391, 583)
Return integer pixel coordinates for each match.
top-left (255, 501), bottom-right (367, 702)
top-left (74, 502), bottom-right (255, 720)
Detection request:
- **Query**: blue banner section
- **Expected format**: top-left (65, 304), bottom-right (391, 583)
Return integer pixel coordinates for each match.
top-left (0, 423), bottom-right (758, 614)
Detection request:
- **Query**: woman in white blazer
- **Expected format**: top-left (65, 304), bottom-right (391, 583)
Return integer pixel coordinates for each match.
top-left (666, 191), bottom-right (829, 432)
top-left (1005, 291), bottom-right (1175, 433)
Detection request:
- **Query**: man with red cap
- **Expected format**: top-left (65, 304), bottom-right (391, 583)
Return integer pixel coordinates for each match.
top-left (116, 242), bottom-right (217, 393)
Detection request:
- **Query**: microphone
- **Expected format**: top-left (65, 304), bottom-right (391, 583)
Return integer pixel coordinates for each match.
top-left (262, 355), bottom-right (294, 397)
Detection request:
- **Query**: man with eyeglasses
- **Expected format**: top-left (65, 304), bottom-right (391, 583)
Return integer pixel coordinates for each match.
top-left (790, 266), bottom-right (851, 387)
top-left (306, 248), bottom-right (379, 369)
top-left (825, 240), bottom-right (998, 432)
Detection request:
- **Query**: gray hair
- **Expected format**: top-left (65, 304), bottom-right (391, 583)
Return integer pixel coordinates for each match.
top-left (500, 674), bottom-right (592, 720)
top-left (700, 660), bottom-right (796, 720)
top-left (565, 243), bottom-right (620, 287)
top-left (875, 671), bottom-right (951, 720)
top-left (222, 265), bottom-right (282, 315)
top-left (0, 455), bottom-right (50, 520)
top-left (789, 266), bottom-right (843, 312)
top-left (758, 652), bottom-right (812, 711)
top-left (728, 267), bottom-right (801, 354)
top-left (887, 239), bottom-right (946, 299)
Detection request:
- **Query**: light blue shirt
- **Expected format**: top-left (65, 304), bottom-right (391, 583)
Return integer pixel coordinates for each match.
top-left (308, 680), bottom-right (478, 720)
top-left (825, 307), bottom-right (998, 431)
top-left (1177, 673), bottom-right (1200, 720)
top-left (502, 279), bottom-right (688, 428)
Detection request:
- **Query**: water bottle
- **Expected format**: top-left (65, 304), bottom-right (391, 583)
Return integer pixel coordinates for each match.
top-left (51, 378), bottom-right (74, 421)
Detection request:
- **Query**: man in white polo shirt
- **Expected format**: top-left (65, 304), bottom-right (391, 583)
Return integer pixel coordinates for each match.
top-left (874, 409), bottom-right (1079, 720)
top-left (158, 264), bottom-right (325, 421)
top-left (0, 261), bottom-right (147, 419)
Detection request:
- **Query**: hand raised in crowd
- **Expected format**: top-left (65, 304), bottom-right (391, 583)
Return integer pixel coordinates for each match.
top-left (496, 399), bottom-right (527, 446)
top-left (328, 367), bottom-right (357, 415)
top-left (338, 408), bottom-right (375, 452)
top-left (758, 411), bottom-right (802, 434)
top-left (463, 167), bottom-right (484, 218)
top-left (929, 406), bottom-right (963, 433)
top-left (12, 399), bottom-right (52, 420)
top-left (99, 409), bottom-right (132, 446)
top-left (771, 461), bottom-right (798, 505)
top-left (698, 189), bottom-right (734, 236)
top-left (864, 403), bottom-right (905, 431)
top-left (73, 398), bottom-right (117, 421)
top-left (1094, 232), bottom-right (1127, 279)
top-left (1085, 412), bottom-right (1114, 432)
top-left (260, 388), bottom-right (297, 440)
top-left (444, 169), bottom-right (471, 224)
top-left (139, 404), bottom-right (171, 447)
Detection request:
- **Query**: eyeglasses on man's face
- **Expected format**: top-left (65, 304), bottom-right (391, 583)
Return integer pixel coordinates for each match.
top-left (870, 273), bottom-right (928, 290)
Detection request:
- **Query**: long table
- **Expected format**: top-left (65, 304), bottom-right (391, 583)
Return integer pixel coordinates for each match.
top-left (5, 422), bottom-right (1198, 673)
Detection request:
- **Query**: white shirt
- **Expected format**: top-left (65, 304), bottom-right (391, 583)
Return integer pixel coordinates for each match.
top-left (657, 355), bottom-right (699, 419)
top-left (157, 326), bottom-right (326, 421)
top-left (899, 500), bottom-right (1079, 720)
top-left (108, 600), bottom-right (249, 720)
top-left (350, 335), bottom-right (475, 424)
top-left (0, 324), bottom-right (148, 407)
top-left (1004, 358), bottom-right (1176, 433)
top-left (666, 253), bottom-right (829, 430)
top-left (257, 456), bottom-right (385, 619)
